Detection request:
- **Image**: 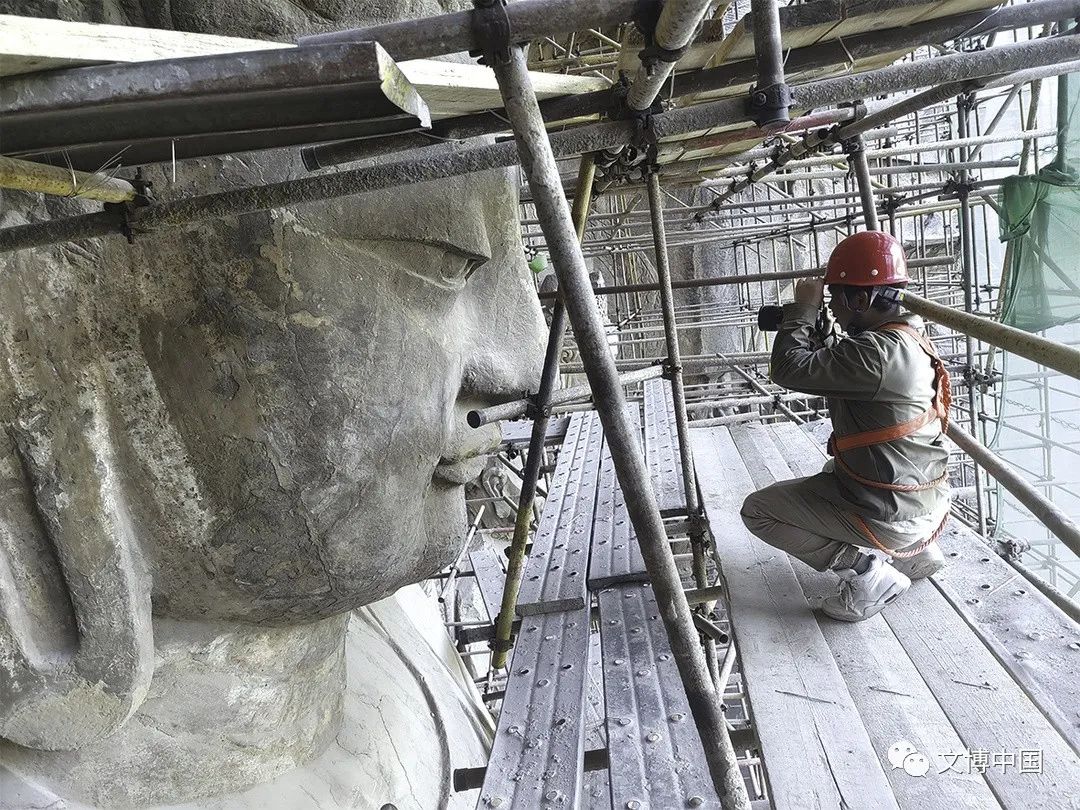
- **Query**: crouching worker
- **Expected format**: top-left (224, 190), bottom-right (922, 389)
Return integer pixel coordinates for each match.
top-left (741, 231), bottom-right (952, 622)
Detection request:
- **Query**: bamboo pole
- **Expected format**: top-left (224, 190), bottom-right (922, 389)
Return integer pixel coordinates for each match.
top-left (0, 156), bottom-right (136, 204)
top-left (489, 154), bottom-right (596, 671)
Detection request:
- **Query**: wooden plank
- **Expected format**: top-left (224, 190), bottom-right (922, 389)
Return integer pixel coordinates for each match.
top-left (932, 524), bottom-right (1080, 754)
top-left (673, 0), bottom-right (1000, 114)
top-left (644, 379), bottom-right (688, 516)
top-left (741, 422), bottom-right (1000, 809)
top-left (884, 581), bottom-right (1080, 804)
top-left (691, 426), bottom-right (898, 809)
top-left (479, 607), bottom-right (591, 807)
top-left (0, 13), bottom-right (287, 76)
top-left (599, 583), bottom-right (720, 809)
top-left (518, 412), bottom-right (604, 616)
top-left (0, 15), bottom-right (606, 115)
top-left (468, 548), bottom-right (506, 624)
top-left (711, 0), bottom-right (1001, 65)
top-left (772, 421), bottom-right (1080, 756)
top-left (398, 60), bottom-right (608, 120)
top-left (589, 408), bottom-right (648, 589)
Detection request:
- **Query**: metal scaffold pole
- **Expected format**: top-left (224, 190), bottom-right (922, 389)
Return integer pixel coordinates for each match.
top-left (644, 168), bottom-right (719, 681)
top-left (488, 40), bottom-right (751, 810)
top-left (956, 94), bottom-right (988, 538)
top-left (897, 290), bottom-right (1080, 380)
top-left (490, 153), bottom-right (596, 671)
top-left (845, 133), bottom-right (879, 231)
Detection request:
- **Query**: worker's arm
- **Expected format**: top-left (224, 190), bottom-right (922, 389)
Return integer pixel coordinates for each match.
top-left (769, 283), bottom-right (884, 399)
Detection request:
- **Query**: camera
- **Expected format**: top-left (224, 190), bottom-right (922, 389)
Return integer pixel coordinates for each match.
top-left (757, 305), bottom-right (838, 347)
top-left (757, 305), bottom-right (785, 332)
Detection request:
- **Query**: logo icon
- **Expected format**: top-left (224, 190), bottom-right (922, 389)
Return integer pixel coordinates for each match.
top-left (887, 740), bottom-right (930, 777)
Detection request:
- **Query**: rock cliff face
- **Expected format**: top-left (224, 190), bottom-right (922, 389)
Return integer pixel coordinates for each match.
top-left (0, 2), bottom-right (544, 804)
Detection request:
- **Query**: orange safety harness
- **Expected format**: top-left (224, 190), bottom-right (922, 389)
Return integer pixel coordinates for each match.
top-left (828, 323), bottom-right (953, 559)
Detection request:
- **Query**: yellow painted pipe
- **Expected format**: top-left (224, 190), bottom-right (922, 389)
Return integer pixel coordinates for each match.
top-left (0, 156), bottom-right (136, 204)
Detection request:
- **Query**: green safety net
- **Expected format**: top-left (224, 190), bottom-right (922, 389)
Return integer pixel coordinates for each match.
top-left (988, 68), bottom-right (1080, 597)
top-left (996, 69), bottom-right (1080, 332)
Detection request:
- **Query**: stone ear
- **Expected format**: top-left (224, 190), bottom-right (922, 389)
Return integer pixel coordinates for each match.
top-left (0, 384), bottom-right (154, 751)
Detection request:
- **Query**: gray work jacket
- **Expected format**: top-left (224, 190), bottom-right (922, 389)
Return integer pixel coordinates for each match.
top-left (770, 303), bottom-right (950, 522)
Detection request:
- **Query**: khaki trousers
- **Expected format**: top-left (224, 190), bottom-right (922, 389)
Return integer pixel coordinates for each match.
top-left (740, 474), bottom-right (917, 572)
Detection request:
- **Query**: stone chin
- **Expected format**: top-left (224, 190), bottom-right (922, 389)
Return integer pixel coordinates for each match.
top-left (149, 474), bottom-right (472, 625)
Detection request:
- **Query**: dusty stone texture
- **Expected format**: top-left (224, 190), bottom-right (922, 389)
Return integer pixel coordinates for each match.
top-left (0, 0), bottom-right (544, 805)
top-left (1, 586), bottom-right (495, 809)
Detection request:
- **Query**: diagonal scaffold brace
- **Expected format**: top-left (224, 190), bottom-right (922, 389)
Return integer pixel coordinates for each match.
top-left (478, 9), bottom-right (750, 808)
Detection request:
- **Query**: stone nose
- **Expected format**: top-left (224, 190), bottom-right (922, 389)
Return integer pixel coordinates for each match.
top-left (457, 256), bottom-right (547, 406)
top-left (458, 318), bottom-right (546, 404)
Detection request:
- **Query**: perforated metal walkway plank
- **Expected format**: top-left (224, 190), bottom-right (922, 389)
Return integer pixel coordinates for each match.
top-left (598, 582), bottom-right (720, 810)
top-left (468, 547), bottom-right (506, 624)
top-left (644, 378), bottom-right (688, 516)
top-left (500, 414), bottom-right (571, 451)
top-left (477, 606), bottom-right (592, 808)
top-left (517, 410), bottom-right (605, 616)
top-left (588, 407), bottom-right (648, 589)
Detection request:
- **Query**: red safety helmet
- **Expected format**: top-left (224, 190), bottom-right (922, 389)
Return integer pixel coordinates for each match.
top-left (824, 231), bottom-right (908, 287)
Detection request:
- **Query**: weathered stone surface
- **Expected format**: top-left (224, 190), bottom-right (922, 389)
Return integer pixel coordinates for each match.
top-left (0, 0), bottom-right (544, 804)
top-left (1, 586), bottom-right (495, 808)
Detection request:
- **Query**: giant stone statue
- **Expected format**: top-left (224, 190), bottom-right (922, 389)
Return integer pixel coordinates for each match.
top-left (0, 1), bottom-right (546, 806)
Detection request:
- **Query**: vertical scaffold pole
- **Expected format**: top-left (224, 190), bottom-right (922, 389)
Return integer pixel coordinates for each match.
top-left (491, 154), bottom-right (596, 670)
top-left (644, 168), bottom-right (719, 678)
top-left (957, 94), bottom-right (989, 538)
top-left (845, 133), bottom-right (880, 231)
top-left (489, 42), bottom-right (750, 810)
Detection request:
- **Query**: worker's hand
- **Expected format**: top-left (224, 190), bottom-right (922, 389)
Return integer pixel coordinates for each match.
top-left (794, 276), bottom-right (825, 308)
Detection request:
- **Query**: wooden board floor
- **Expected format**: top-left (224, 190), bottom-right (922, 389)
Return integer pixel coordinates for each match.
top-left (692, 422), bottom-right (1080, 810)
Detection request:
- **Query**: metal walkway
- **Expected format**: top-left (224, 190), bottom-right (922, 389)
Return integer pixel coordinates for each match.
top-left (476, 410), bottom-right (731, 809)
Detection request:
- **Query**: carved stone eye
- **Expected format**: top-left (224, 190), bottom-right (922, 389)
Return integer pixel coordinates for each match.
top-left (356, 239), bottom-right (490, 292)
top-left (401, 241), bottom-right (488, 291)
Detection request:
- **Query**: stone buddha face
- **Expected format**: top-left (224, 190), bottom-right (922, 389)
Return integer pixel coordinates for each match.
top-left (125, 172), bottom-right (544, 626)
top-left (0, 0), bottom-right (545, 757)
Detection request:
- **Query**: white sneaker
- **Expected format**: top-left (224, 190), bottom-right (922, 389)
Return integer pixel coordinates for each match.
top-left (889, 543), bottom-right (946, 581)
top-left (822, 556), bottom-right (911, 622)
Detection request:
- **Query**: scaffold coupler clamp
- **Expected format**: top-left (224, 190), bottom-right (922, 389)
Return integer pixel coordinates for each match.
top-left (470, 0), bottom-right (514, 66)
top-left (999, 535), bottom-right (1030, 560)
top-left (492, 622), bottom-right (520, 652)
top-left (660, 358), bottom-right (681, 380)
top-left (747, 82), bottom-right (793, 132)
top-left (623, 90), bottom-right (664, 153)
top-left (523, 389), bottom-right (548, 420)
top-left (880, 194), bottom-right (903, 216)
top-left (633, 0), bottom-right (695, 75)
top-left (687, 511), bottom-right (709, 538)
top-left (943, 176), bottom-right (976, 201)
top-left (840, 134), bottom-right (864, 157)
top-left (103, 168), bottom-right (153, 245)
